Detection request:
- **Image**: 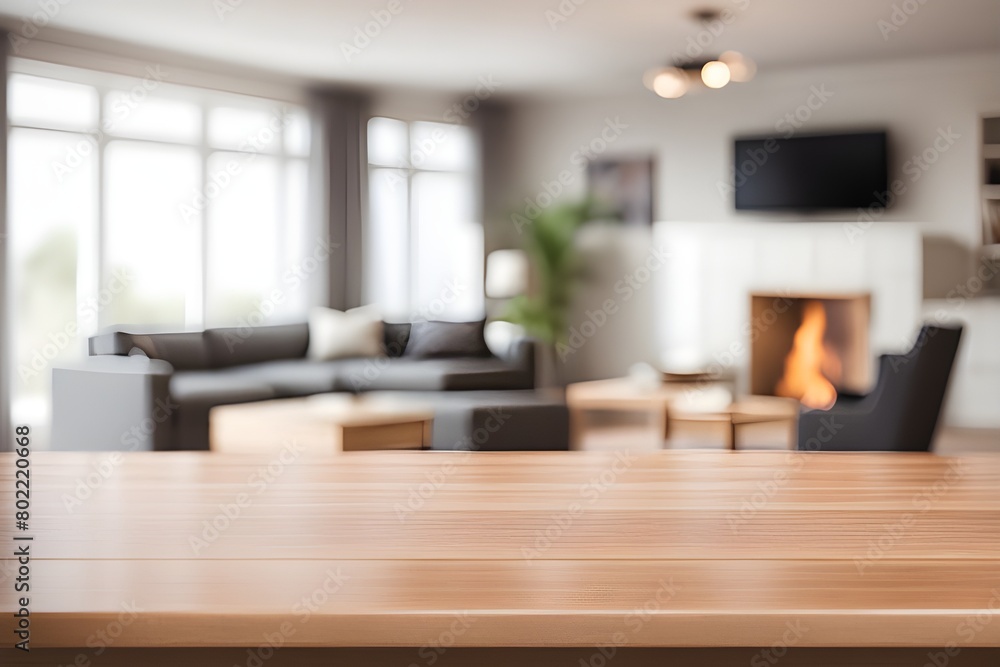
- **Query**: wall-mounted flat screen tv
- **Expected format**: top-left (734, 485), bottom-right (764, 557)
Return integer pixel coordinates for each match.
top-left (733, 131), bottom-right (888, 211)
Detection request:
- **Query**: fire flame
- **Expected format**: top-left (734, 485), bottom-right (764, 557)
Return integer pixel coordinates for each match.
top-left (775, 301), bottom-right (840, 410)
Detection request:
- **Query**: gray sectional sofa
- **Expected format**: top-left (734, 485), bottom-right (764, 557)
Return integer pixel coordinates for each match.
top-left (52, 322), bottom-right (537, 452)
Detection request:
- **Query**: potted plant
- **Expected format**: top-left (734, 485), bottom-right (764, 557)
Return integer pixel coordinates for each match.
top-left (499, 200), bottom-right (598, 385)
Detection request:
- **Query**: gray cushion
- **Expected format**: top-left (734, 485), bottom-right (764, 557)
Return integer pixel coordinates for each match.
top-left (205, 323), bottom-right (309, 368)
top-left (126, 332), bottom-right (210, 370)
top-left (404, 320), bottom-right (490, 358)
top-left (169, 370), bottom-right (276, 406)
top-left (383, 322), bottom-right (411, 357)
top-left (334, 357), bottom-right (531, 392)
top-left (227, 359), bottom-right (343, 397)
top-left (432, 358), bottom-right (532, 390)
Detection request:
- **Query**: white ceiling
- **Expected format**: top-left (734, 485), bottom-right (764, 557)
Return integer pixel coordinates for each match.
top-left (1, 0), bottom-right (998, 95)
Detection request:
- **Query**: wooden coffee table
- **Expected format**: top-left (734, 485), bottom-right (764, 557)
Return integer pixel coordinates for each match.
top-left (669, 395), bottom-right (800, 450)
top-left (210, 394), bottom-right (434, 454)
top-left (566, 377), bottom-right (799, 450)
top-left (566, 377), bottom-right (679, 449)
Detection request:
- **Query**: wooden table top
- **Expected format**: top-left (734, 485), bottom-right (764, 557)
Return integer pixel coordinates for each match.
top-left (2, 450), bottom-right (1000, 649)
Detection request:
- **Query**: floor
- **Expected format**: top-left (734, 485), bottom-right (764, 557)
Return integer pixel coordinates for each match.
top-left (578, 412), bottom-right (1000, 455)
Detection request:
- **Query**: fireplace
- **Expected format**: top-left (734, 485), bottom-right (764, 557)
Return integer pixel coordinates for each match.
top-left (750, 293), bottom-right (872, 408)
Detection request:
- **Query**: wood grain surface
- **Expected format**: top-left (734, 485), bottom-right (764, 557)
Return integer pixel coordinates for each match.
top-left (1, 450), bottom-right (999, 651)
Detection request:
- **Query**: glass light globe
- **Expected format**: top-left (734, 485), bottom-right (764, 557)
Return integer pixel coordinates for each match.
top-left (720, 51), bottom-right (756, 82)
top-left (701, 61), bottom-right (731, 89)
top-left (651, 68), bottom-right (688, 99)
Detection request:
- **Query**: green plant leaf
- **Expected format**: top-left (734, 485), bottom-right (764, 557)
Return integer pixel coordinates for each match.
top-left (499, 199), bottom-right (605, 344)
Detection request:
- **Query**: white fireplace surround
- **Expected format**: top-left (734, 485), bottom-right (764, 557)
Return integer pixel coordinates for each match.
top-left (653, 221), bottom-right (923, 396)
top-left (566, 221), bottom-right (993, 428)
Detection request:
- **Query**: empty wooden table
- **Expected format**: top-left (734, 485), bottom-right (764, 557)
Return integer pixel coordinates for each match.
top-left (2, 450), bottom-right (999, 666)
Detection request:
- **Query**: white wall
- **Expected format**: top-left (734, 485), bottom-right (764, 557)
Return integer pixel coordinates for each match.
top-left (558, 225), bottom-right (663, 383)
top-left (923, 297), bottom-right (1000, 428)
top-left (506, 52), bottom-right (1000, 246)
top-left (502, 51), bottom-right (1000, 427)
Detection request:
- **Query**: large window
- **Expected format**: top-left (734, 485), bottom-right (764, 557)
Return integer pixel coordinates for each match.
top-left (7, 62), bottom-right (312, 446)
top-left (366, 117), bottom-right (484, 322)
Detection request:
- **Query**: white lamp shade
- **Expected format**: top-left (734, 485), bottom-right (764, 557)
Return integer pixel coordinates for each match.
top-left (485, 249), bottom-right (528, 298)
top-left (484, 320), bottom-right (525, 357)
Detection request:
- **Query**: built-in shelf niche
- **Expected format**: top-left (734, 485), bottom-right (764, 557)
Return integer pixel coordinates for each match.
top-left (982, 116), bottom-right (1000, 249)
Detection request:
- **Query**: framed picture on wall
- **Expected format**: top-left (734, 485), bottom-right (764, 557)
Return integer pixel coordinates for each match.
top-left (586, 157), bottom-right (655, 226)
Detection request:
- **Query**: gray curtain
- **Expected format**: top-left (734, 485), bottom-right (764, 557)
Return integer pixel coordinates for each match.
top-left (0, 32), bottom-right (10, 451)
top-left (470, 100), bottom-right (518, 255)
top-left (308, 88), bottom-right (370, 311)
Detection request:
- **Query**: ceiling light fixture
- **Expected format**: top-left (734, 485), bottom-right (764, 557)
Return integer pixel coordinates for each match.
top-left (643, 7), bottom-right (756, 100)
top-left (643, 53), bottom-right (753, 99)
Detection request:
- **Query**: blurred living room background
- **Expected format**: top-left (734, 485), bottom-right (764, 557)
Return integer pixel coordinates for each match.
top-left (0, 0), bottom-right (998, 453)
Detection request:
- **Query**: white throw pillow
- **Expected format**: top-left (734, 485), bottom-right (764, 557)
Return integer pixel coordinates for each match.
top-left (307, 306), bottom-right (384, 360)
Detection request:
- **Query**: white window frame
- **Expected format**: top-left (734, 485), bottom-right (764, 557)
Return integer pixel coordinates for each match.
top-left (365, 116), bottom-right (484, 322)
top-left (7, 57), bottom-right (312, 336)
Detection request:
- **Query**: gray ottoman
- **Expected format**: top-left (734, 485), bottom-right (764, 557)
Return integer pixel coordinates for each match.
top-left (374, 390), bottom-right (569, 451)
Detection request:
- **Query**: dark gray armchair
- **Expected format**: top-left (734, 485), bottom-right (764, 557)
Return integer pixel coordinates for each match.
top-left (797, 324), bottom-right (963, 452)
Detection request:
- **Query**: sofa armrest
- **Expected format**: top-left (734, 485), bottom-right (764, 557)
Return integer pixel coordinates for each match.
top-left (52, 355), bottom-right (177, 451)
top-left (797, 397), bottom-right (883, 451)
top-left (497, 337), bottom-right (537, 389)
